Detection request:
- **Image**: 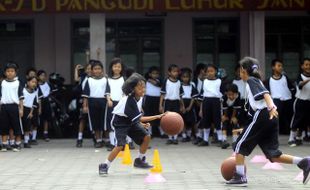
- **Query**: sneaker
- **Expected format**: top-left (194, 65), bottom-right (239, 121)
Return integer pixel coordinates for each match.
top-left (198, 140), bottom-right (209, 147)
top-left (297, 157), bottom-right (310, 184)
top-left (221, 141), bottom-right (230, 149)
top-left (1, 144), bottom-right (8, 152)
top-left (226, 173), bottom-right (248, 187)
top-left (95, 142), bottom-right (104, 148)
top-left (44, 134), bottom-right (50, 142)
top-left (134, 157), bottom-right (153, 169)
top-left (288, 140), bottom-right (297, 147)
top-left (12, 144), bottom-right (21, 152)
top-left (160, 134), bottom-right (168, 139)
top-left (182, 137), bottom-right (191, 142)
top-left (24, 143), bottom-right (31, 148)
top-left (76, 140), bottom-right (83, 148)
top-left (30, 140), bottom-right (38, 145)
top-left (99, 163), bottom-right (109, 176)
top-left (7, 144), bottom-right (13, 151)
top-left (173, 139), bottom-right (179, 145)
top-left (166, 139), bottom-right (173, 145)
top-left (296, 139), bottom-right (303, 146)
top-left (129, 142), bottom-right (135, 150)
top-left (193, 137), bottom-right (202, 145)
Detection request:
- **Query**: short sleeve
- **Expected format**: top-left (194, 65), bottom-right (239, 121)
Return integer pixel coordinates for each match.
top-left (82, 80), bottom-right (90, 98)
top-left (105, 78), bottom-right (111, 96)
top-left (160, 79), bottom-right (167, 94)
top-left (179, 81), bottom-right (184, 97)
top-left (124, 96), bottom-right (142, 124)
top-left (296, 74), bottom-right (304, 90)
top-left (191, 84), bottom-right (199, 98)
top-left (18, 80), bottom-right (24, 100)
top-left (37, 88), bottom-right (43, 100)
top-left (247, 77), bottom-right (269, 101)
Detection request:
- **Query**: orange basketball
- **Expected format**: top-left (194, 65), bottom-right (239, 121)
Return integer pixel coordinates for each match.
top-left (160, 112), bottom-right (184, 135)
top-left (221, 157), bottom-right (246, 181)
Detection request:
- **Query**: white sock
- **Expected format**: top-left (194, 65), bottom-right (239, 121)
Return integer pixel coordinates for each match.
top-left (289, 131), bottom-right (296, 141)
top-left (97, 139), bottom-right (102, 143)
top-left (196, 129), bottom-right (203, 138)
top-left (159, 127), bottom-right (165, 135)
top-left (302, 131), bottom-right (306, 138)
top-left (148, 126), bottom-right (152, 135)
top-left (233, 135), bottom-right (238, 142)
top-left (186, 130), bottom-right (191, 137)
top-left (138, 152), bottom-right (146, 160)
top-left (236, 165), bottom-right (245, 176)
top-left (16, 141), bottom-right (21, 145)
top-left (104, 159), bottom-right (112, 168)
top-left (78, 132), bottom-right (83, 140)
top-left (173, 135), bottom-right (178, 140)
top-left (307, 131), bottom-right (310, 137)
top-left (10, 140), bottom-right (15, 145)
top-left (109, 132), bottom-right (115, 146)
top-left (182, 133), bottom-right (187, 138)
top-left (292, 157), bottom-right (303, 165)
top-left (203, 129), bottom-right (210, 142)
top-left (169, 136), bottom-right (173, 140)
top-left (24, 135), bottom-right (30, 143)
top-left (217, 130), bottom-right (223, 141)
top-left (44, 131), bottom-right (48, 135)
top-left (222, 134), bottom-right (227, 141)
top-left (32, 130), bottom-right (37, 140)
top-left (3, 141), bottom-right (8, 145)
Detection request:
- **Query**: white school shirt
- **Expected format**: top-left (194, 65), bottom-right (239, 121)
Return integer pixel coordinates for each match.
top-left (269, 76), bottom-right (292, 100)
top-left (145, 81), bottom-right (161, 97)
top-left (108, 76), bottom-right (124, 101)
top-left (82, 77), bottom-right (110, 98)
top-left (161, 78), bottom-right (184, 100)
top-left (0, 79), bottom-right (24, 104)
top-left (295, 73), bottom-right (310, 101)
top-left (39, 82), bottom-right (51, 98)
top-left (233, 79), bottom-right (247, 99)
top-left (201, 78), bottom-right (222, 98)
top-left (245, 77), bottom-right (269, 111)
top-left (23, 88), bottom-right (38, 109)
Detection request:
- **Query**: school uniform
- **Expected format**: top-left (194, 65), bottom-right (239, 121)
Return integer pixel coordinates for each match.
top-left (290, 73), bottom-right (310, 132)
top-left (233, 79), bottom-right (248, 126)
top-left (111, 95), bottom-right (148, 147)
top-left (0, 79), bottom-right (24, 136)
top-left (161, 78), bottom-right (184, 112)
top-left (222, 94), bottom-right (242, 133)
top-left (181, 83), bottom-right (199, 127)
top-left (22, 88), bottom-right (39, 132)
top-left (39, 82), bottom-right (57, 122)
top-left (77, 76), bottom-right (89, 121)
top-left (265, 75), bottom-right (295, 134)
top-left (234, 77), bottom-right (282, 161)
top-left (82, 76), bottom-right (110, 131)
top-left (199, 78), bottom-right (223, 130)
top-left (106, 76), bottom-right (125, 131)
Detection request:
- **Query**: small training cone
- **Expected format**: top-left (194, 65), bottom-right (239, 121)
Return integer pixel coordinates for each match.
top-left (294, 172), bottom-right (303, 181)
top-left (262, 162), bottom-right (284, 170)
top-left (150, 149), bottom-right (163, 173)
top-left (250, 155), bottom-right (268, 163)
top-left (121, 144), bottom-right (132, 165)
top-left (117, 151), bottom-right (124, 158)
top-left (144, 173), bottom-right (166, 183)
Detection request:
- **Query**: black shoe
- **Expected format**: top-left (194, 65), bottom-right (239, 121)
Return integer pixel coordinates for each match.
top-left (12, 144), bottom-right (21, 152)
top-left (30, 140), bottom-right (38, 145)
top-left (288, 140), bottom-right (297, 147)
top-left (173, 139), bottom-right (179, 145)
top-left (7, 144), bottom-right (13, 151)
top-left (24, 143), bottom-right (31, 148)
top-left (166, 139), bottom-right (173, 145)
top-left (226, 173), bottom-right (247, 187)
top-left (95, 142), bottom-right (104, 148)
top-left (198, 140), bottom-right (209, 147)
top-left (221, 141), bottom-right (230, 149)
top-left (1, 144), bottom-right (8, 152)
top-left (76, 140), bottom-right (83, 148)
top-left (193, 137), bottom-right (202, 145)
top-left (296, 139), bottom-right (303, 146)
top-left (44, 134), bottom-right (50, 142)
top-left (297, 157), bottom-right (310, 184)
top-left (129, 142), bottom-right (135, 150)
top-left (99, 163), bottom-right (109, 176)
top-left (106, 143), bottom-right (114, 151)
top-left (134, 157), bottom-right (153, 169)
top-left (303, 136), bottom-right (310, 142)
top-left (160, 134), bottom-right (168, 139)
top-left (182, 137), bottom-right (191, 142)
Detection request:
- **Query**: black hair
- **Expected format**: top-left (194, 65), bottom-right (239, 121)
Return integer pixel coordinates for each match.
top-left (26, 67), bottom-right (37, 76)
top-left (271, 59), bottom-right (283, 67)
top-left (108, 57), bottom-right (125, 77)
top-left (194, 63), bottom-right (207, 79)
top-left (37, 70), bottom-right (46, 77)
top-left (168, 64), bottom-right (178, 72)
top-left (206, 63), bottom-right (218, 72)
top-left (145, 66), bottom-right (160, 80)
top-left (239, 57), bottom-right (261, 79)
top-left (4, 61), bottom-right (19, 72)
top-left (180, 67), bottom-right (192, 77)
top-left (122, 73), bottom-right (146, 96)
top-left (26, 76), bottom-right (38, 82)
top-left (302, 58), bottom-right (310, 65)
top-left (226, 83), bottom-right (238, 93)
top-left (91, 60), bottom-right (103, 70)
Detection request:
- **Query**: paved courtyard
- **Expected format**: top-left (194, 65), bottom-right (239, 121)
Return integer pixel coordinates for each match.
top-left (0, 136), bottom-right (309, 190)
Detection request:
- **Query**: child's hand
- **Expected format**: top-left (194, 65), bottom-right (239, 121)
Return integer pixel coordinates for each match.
top-left (231, 117), bottom-right (238, 125)
top-left (221, 115), bottom-right (228, 122)
top-left (141, 122), bottom-right (151, 128)
top-left (159, 106), bottom-right (164, 114)
top-left (19, 109), bottom-right (23, 118)
top-left (83, 106), bottom-right (88, 114)
top-left (269, 108), bottom-right (278, 120)
top-left (107, 99), bottom-right (113, 107)
top-left (180, 106), bottom-right (185, 114)
top-left (185, 107), bottom-right (191, 113)
top-left (28, 112), bottom-right (33, 119)
top-left (199, 109), bottom-right (203, 118)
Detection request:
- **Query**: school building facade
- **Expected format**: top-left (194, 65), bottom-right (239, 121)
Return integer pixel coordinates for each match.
top-left (0, 0), bottom-right (310, 83)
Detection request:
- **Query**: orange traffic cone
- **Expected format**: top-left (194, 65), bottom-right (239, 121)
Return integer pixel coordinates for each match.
top-left (150, 149), bottom-right (163, 173)
top-left (121, 144), bottom-right (132, 165)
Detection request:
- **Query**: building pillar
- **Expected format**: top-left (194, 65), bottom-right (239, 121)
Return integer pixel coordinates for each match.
top-left (90, 14), bottom-right (106, 70)
top-left (240, 12), bottom-right (266, 79)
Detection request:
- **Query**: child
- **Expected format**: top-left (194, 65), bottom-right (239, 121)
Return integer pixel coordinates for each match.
top-left (221, 84), bottom-right (242, 149)
top-left (265, 59), bottom-right (295, 135)
top-left (82, 60), bottom-right (110, 148)
top-left (0, 62), bottom-right (24, 152)
top-left (227, 57), bottom-right (310, 186)
top-left (144, 66), bottom-right (162, 137)
top-left (159, 64), bottom-right (185, 145)
top-left (198, 64), bottom-right (223, 147)
top-left (98, 73), bottom-right (164, 175)
top-left (180, 68), bottom-right (198, 142)
top-left (76, 62), bottom-right (92, 148)
top-left (22, 76), bottom-right (39, 148)
top-left (288, 58), bottom-right (310, 147)
top-left (38, 70), bottom-right (56, 142)
top-left (106, 58), bottom-right (125, 151)
top-left (193, 63), bottom-right (207, 145)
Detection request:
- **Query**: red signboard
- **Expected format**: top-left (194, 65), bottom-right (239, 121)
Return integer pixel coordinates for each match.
top-left (0, 0), bottom-right (309, 14)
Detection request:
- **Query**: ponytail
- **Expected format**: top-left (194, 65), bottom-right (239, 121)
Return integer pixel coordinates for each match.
top-left (239, 57), bottom-right (261, 79)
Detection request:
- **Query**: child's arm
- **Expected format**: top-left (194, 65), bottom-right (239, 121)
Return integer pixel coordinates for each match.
top-left (179, 98), bottom-right (185, 113)
top-left (186, 98), bottom-right (195, 112)
top-left (19, 99), bottom-right (24, 118)
top-left (74, 65), bottom-right (82, 82)
top-left (159, 94), bottom-right (164, 114)
top-left (140, 113), bottom-right (165, 123)
top-left (263, 93), bottom-right (278, 119)
top-left (82, 98), bottom-right (88, 113)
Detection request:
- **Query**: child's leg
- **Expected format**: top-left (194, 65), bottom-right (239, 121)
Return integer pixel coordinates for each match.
top-left (9, 129), bottom-right (15, 146)
top-left (271, 154), bottom-right (301, 164)
top-left (43, 121), bottom-right (49, 138)
top-left (24, 131), bottom-right (30, 144)
top-left (77, 119), bottom-right (85, 140)
top-left (139, 135), bottom-right (151, 156)
top-left (289, 99), bottom-right (304, 143)
top-left (107, 146), bottom-right (123, 163)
